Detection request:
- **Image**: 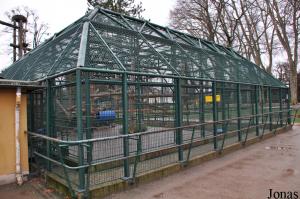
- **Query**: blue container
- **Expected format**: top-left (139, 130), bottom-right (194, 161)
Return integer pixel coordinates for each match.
top-left (96, 110), bottom-right (116, 123)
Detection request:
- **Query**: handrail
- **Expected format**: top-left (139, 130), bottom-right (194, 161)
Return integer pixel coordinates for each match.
top-left (30, 110), bottom-right (295, 170)
top-left (28, 109), bottom-right (294, 144)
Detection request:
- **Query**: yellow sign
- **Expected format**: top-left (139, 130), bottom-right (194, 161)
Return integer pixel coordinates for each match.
top-left (205, 95), bottom-right (221, 103)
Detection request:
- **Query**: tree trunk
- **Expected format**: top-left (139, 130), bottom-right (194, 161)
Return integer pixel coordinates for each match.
top-left (290, 61), bottom-right (298, 104)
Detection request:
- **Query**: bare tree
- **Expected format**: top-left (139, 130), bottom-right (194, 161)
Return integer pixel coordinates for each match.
top-left (169, 0), bottom-right (276, 71)
top-left (2, 6), bottom-right (50, 58)
top-left (170, 0), bottom-right (221, 42)
top-left (274, 62), bottom-right (290, 84)
top-left (265, 0), bottom-right (299, 104)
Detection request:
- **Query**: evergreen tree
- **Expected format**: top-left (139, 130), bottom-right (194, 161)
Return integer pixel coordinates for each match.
top-left (87, 0), bottom-right (144, 18)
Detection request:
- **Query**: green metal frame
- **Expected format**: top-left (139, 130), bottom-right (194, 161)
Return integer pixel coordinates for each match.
top-left (2, 7), bottom-right (292, 199)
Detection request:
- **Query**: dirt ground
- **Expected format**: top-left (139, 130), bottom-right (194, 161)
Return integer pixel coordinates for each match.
top-left (107, 126), bottom-right (300, 199)
top-left (0, 177), bottom-right (62, 199)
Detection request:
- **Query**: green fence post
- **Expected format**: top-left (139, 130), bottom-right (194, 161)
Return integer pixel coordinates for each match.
top-left (268, 87), bottom-right (272, 131)
top-left (255, 85), bottom-right (259, 136)
top-left (85, 77), bottom-right (92, 161)
top-left (46, 79), bottom-right (53, 171)
top-left (221, 82), bottom-right (226, 132)
top-left (200, 81), bottom-right (205, 137)
top-left (236, 83), bottom-right (241, 141)
top-left (279, 88), bottom-right (283, 127)
top-left (122, 73), bottom-right (130, 178)
top-left (76, 69), bottom-right (85, 191)
top-left (212, 81), bottom-right (218, 149)
top-left (175, 78), bottom-right (183, 162)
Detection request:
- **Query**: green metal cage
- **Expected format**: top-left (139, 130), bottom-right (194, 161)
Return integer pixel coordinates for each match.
top-left (2, 7), bottom-right (291, 198)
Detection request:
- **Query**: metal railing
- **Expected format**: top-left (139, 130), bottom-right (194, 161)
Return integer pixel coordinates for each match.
top-left (28, 108), bottom-right (297, 198)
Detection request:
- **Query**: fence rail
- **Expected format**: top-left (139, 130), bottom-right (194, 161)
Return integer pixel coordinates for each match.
top-left (28, 108), bottom-right (296, 197)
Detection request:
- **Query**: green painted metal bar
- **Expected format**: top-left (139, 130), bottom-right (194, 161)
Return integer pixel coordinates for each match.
top-left (186, 127), bottom-right (196, 163)
top-left (221, 82), bottom-right (226, 132)
top-left (89, 24), bottom-right (126, 71)
top-left (261, 87), bottom-right (264, 125)
top-left (48, 25), bottom-right (82, 76)
top-left (79, 66), bottom-right (287, 88)
top-left (85, 78), bottom-right (92, 162)
top-left (132, 134), bottom-right (142, 181)
top-left (212, 81), bottom-right (218, 149)
top-left (255, 86), bottom-right (259, 136)
top-left (272, 114), bottom-right (280, 135)
top-left (175, 78), bottom-right (183, 161)
top-left (57, 145), bottom-right (76, 198)
top-left (218, 120), bottom-right (230, 153)
top-left (287, 88), bottom-right (291, 124)
top-left (166, 28), bottom-right (213, 80)
top-left (112, 17), bottom-right (180, 76)
top-left (77, 21), bottom-right (90, 67)
top-left (260, 114), bottom-right (268, 139)
top-left (236, 83), bottom-right (241, 141)
top-left (122, 73), bottom-right (130, 178)
top-left (242, 117), bottom-right (253, 146)
top-left (279, 88), bottom-right (283, 127)
top-left (46, 79), bottom-right (53, 171)
top-left (268, 87), bottom-right (273, 131)
top-left (200, 81), bottom-right (205, 137)
top-left (75, 69), bottom-right (85, 190)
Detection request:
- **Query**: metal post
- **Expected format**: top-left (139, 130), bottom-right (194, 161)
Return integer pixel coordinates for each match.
top-left (212, 81), bottom-right (218, 149)
top-left (237, 83), bottom-right (241, 141)
top-left (85, 78), bottom-right (92, 161)
top-left (287, 88), bottom-right (291, 124)
top-left (175, 78), bottom-right (183, 161)
top-left (255, 86), bottom-right (259, 136)
top-left (13, 21), bottom-right (16, 62)
top-left (221, 82), bottom-right (226, 132)
top-left (200, 81), bottom-right (205, 137)
top-left (46, 79), bottom-right (52, 171)
top-left (85, 77), bottom-right (91, 197)
top-left (76, 69), bottom-right (85, 190)
top-left (268, 87), bottom-right (272, 131)
top-left (122, 73), bottom-right (130, 178)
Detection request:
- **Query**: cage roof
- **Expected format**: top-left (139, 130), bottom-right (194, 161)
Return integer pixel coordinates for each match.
top-left (2, 7), bottom-right (285, 87)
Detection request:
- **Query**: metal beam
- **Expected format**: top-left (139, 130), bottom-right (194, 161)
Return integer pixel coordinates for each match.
top-left (175, 78), bottom-right (183, 161)
top-left (255, 85), bottom-right (259, 136)
top-left (76, 69), bottom-right (85, 190)
top-left (212, 81), bottom-right (218, 149)
top-left (237, 83), bottom-right (241, 141)
top-left (46, 79), bottom-right (52, 171)
top-left (90, 23), bottom-right (126, 71)
top-left (0, 20), bottom-right (18, 28)
top-left (77, 21), bottom-right (90, 67)
top-left (268, 87), bottom-right (272, 131)
top-left (122, 73), bottom-right (130, 178)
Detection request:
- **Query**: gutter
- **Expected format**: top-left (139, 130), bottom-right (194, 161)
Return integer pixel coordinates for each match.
top-left (15, 87), bottom-right (23, 185)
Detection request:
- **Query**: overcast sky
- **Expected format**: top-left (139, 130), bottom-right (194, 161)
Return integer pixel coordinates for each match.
top-left (0, 0), bottom-right (176, 72)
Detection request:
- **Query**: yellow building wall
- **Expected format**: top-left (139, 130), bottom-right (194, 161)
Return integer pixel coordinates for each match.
top-left (0, 88), bottom-right (29, 177)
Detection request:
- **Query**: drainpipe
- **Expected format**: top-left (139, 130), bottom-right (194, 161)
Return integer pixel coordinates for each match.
top-left (15, 87), bottom-right (23, 185)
